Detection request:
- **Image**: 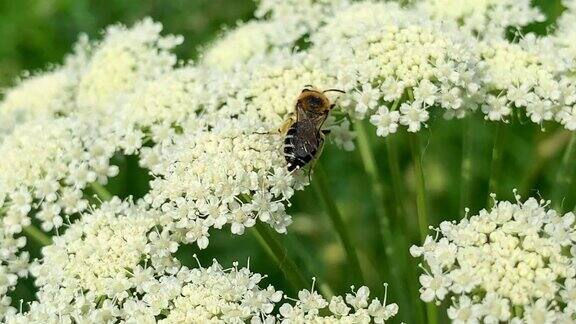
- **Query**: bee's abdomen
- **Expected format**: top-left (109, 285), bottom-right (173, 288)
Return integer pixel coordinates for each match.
top-left (284, 123), bottom-right (317, 172)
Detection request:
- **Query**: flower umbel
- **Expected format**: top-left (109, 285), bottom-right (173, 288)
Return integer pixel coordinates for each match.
top-left (411, 193), bottom-right (576, 321)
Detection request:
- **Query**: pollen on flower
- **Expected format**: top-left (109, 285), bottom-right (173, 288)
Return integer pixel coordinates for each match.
top-left (411, 194), bottom-right (576, 322)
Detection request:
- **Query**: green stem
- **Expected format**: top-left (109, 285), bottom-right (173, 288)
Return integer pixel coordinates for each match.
top-left (408, 132), bottom-right (438, 324)
top-left (312, 164), bottom-right (364, 284)
top-left (355, 121), bottom-right (388, 250)
top-left (487, 124), bottom-right (504, 207)
top-left (385, 138), bottom-right (407, 228)
top-left (385, 98), bottom-right (410, 236)
top-left (514, 305), bottom-right (523, 318)
top-left (95, 295), bottom-right (106, 308)
top-left (460, 116), bottom-right (473, 217)
top-left (355, 121), bottom-right (415, 321)
top-left (23, 224), bottom-right (52, 246)
top-left (252, 222), bottom-right (309, 291)
top-left (552, 132), bottom-right (576, 212)
top-left (519, 130), bottom-right (570, 197)
top-left (409, 133), bottom-right (429, 243)
top-left (427, 302), bottom-right (439, 324)
top-left (384, 136), bottom-right (426, 324)
top-left (390, 97), bottom-right (402, 111)
top-left (89, 182), bottom-right (113, 201)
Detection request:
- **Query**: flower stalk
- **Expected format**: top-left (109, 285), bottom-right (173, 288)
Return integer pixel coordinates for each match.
top-left (409, 133), bottom-right (429, 243)
top-left (354, 121), bottom-right (389, 250)
top-left (90, 182), bottom-right (113, 201)
top-left (252, 222), bottom-right (310, 291)
top-left (385, 138), bottom-right (407, 225)
top-left (408, 131), bottom-right (438, 324)
top-left (355, 120), bottom-right (422, 324)
top-left (23, 224), bottom-right (52, 246)
top-left (552, 132), bottom-right (576, 212)
top-left (312, 163), bottom-right (364, 284)
top-left (460, 116), bottom-right (474, 216)
top-left (487, 124), bottom-right (504, 207)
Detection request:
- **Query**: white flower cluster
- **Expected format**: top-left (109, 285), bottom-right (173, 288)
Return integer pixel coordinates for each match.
top-left (0, 18), bottom-right (182, 312)
top-left (479, 36), bottom-right (576, 129)
top-left (1, 0), bottom-right (575, 321)
top-left (0, 227), bottom-right (27, 317)
top-left (0, 118), bottom-right (121, 233)
top-left (144, 130), bottom-right (297, 248)
top-left (550, 0), bottom-right (576, 130)
top-left (279, 284), bottom-right (398, 323)
top-left (554, 0), bottom-right (576, 64)
top-left (311, 2), bottom-right (483, 135)
top-left (0, 117), bottom-right (119, 307)
top-left (4, 200), bottom-right (283, 322)
top-left (411, 194), bottom-right (576, 323)
top-left (0, 69), bottom-right (75, 140)
top-left (0, 4), bottom-right (351, 317)
top-left (4, 198), bottom-right (397, 323)
top-left (205, 1), bottom-right (488, 138)
top-left (415, 0), bottom-right (544, 39)
top-left (75, 18), bottom-right (182, 112)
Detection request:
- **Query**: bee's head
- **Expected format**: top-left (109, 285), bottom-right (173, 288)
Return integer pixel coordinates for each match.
top-left (297, 86), bottom-right (344, 115)
top-left (297, 91), bottom-right (330, 114)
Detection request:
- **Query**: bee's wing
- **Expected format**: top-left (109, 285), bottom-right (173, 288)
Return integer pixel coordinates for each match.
top-left (296, 105), bottom-right (329, 131)
top-left (295, 109), bottom-right (323, 157)
top-left (295, 104), bottom-right (307, 123)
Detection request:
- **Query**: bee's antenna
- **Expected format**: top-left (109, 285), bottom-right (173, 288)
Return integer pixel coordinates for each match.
top-left (323, 89), bottom-right (346, 94)
top-left (304, 84), bottom-right (314, 88)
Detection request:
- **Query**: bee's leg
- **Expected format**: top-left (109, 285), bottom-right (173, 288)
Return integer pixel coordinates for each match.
top-left (254, 112), bottom-right (296, 135)
top-left (321, 129), bottom-right (331, 135)
top-left (278, 112), bottom-right (296, 134)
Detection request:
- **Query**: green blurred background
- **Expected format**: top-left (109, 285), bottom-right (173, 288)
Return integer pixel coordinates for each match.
top-left (2, 0), bottom-right (573, 323)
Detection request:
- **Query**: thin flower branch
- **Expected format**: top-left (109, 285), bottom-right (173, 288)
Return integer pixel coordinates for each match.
top-left (460, 116), bottom-right (474, 216)
top-left (252, 222), bottom-right (310, 292)
top-left (552, 132), bottom-right (576, 212)
top-left (354, 119), bottom-right (419, 323)
top-left (488, 123), bottom-right (505, 207)
top-left (408, 131), bottom-right (438, 324)
top-left (312, 163), bottom-right (364, 284)
top-left (22, 224), bottom-right (52, 246)
top-left (89, 182), bottom-right (113, 202)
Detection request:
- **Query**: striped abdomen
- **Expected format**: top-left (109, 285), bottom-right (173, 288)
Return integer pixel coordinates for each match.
top-left (284, 121), bottom-right (320, 172)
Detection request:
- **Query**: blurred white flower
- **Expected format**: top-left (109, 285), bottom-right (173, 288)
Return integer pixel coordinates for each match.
top-left (416, 0), bottom-right (544, 39)
top-left (0, 70), bottom-right (76, 140)
top-left (400, 101), bottom-right (429, 133)
top-left (370, 107), bottom-right (400, 137)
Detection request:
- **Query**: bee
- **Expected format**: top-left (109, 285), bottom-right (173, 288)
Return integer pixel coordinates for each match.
top-left (281, 85), bottom-right (345, 173)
